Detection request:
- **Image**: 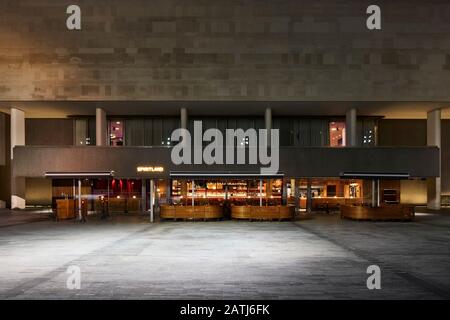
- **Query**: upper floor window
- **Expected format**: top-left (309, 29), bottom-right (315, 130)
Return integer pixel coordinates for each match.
top-left (74, 118), bottom-right (96, 146)
top-left (109, 120), bottom-right (124, 146)
top-left (329, 121), bottom-right (346, 147)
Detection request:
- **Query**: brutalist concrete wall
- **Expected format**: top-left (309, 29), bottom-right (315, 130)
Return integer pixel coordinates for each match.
top-left (0, 0), bottom-right (449, 101)
top-left (0, 113), bottom-right (11, 208)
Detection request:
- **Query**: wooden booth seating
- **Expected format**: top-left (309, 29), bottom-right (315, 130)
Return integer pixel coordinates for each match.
top-left (231, 205), bottom-right (295, 221)
top-left (341, 204), bottom-right (414, 221)
top-left (160, 205), bottom-right (224, 221)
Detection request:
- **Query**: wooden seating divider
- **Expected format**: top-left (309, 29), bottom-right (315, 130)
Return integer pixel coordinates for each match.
top-left (231, 205), bottom-right (295, 221)
top-left (340, 204), bottom-right (414, 221)
top-left (160, 205), bottom-right (224, 220)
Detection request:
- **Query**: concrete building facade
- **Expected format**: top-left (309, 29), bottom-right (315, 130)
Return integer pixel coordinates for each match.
top-left (0, 0), bottom-right (450, 211)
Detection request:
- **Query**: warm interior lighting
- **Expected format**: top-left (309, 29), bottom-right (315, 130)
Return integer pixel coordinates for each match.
top-left (137, 166), bottom-right (164, 173)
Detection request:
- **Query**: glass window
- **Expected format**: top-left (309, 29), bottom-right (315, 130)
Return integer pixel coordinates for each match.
top-left (310, 119), bottom-right (329, 146)
top-left (361, 119), bottom-right (377, 147)
top-left (162, 117), bottom-right (179, 146)
top-left (125, 119), bottom-right (145, 146)
top-left (109, 119), bottom-right (124, 146)
top-left (329, 121), bottom-right (346, 147)
top-left (74, 118), bottom-right (95, 146)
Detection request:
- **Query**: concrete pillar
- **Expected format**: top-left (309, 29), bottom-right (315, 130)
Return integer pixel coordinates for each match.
top-left (346, 108), bottom-right (357, 147)
top-left (77, 179), bottom-right (82, 221)
top-left (0, 113), bottom-right (8, 209)
top-left (191, 180), bottom-right (195, 207)
top-left (141, 179), bottom-right (147, 212)
top-left (306, 178), bottom-right (312, 214)
top-left (166, 179), bottom-right (171, 204)
top-left (259, 179), bottom-right (263, 207)
top-left (265, 107), bottom-right (272, 146)
top-left (371, 179), bottom-right (376, 207)
top-left (149, 179), bottom-right (154, 222)
top-left (427, 109), bottom-right (441, 210)
top-left (0, 113), bottom-right (5, 166)
top-left (293, 179), bottom-right (300, 213)
top-left (282, 178), bottom-right (288, 205)
top-left (96, 108), bottom-right (107, 146)
top-left (10, 108), bottom-right (25, 209)
top-left (180, 107), bottom-right (188, 129)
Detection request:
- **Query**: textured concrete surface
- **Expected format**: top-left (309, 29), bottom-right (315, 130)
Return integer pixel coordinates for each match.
top-left (0, 212), bottom-right (449, 299)
top-left (0, 0), bottom-right (449, 101)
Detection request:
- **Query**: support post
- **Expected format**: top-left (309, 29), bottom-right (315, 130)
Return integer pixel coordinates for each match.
top-left (346, 108), bottom-right (357, 147)
top-left (259, 179), bottom-right (263, 207)
top-left (149, 179), bottom-right (154, 223)
top-left (282, 178), bottom-right (288, 205)
top-left (10, 108), bottom-right (26, 209)
top-left (294, 179), bottom-right (299, 213)
top-left (141, 179), bottom-right (147, 212)
top-left (192, 180), bottom-right (195, 207)
top-left (265, 107), bottom-right (272, 146)
top-left (377, 179), bottom-right (380, 207)
top-left (78, 179), bottom-right (82, 220)
top-left (96, 108), bottom-right (107, 146)
top-left (427, 109), bottom-right (441, 210)
top-left (371, 179), bottom-right (376, 208)
top-left (306, 178), bottom-right (312, 214)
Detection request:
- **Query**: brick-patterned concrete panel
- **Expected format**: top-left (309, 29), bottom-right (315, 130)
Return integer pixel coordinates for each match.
top-left (0, 0), bottom-right (449, 101)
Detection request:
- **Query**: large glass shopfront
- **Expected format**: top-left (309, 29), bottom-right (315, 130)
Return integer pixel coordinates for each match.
top-left (50, 176), bottom-right (402, 216)
top-left (171, 179), bottom-right (283, 206)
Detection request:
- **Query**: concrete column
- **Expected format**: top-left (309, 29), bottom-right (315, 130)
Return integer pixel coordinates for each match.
top-left (306, 178), bottom-right (312, 214)
top-left (149, 179), bottom-right (154, 222)
top-left (141, 179), bottom-right (147, 212)
top-left (294, 179), bottom-right (300, 213)
top-left (10, 108), bottom-right (25, 209)
top-left (180, 107), bottom-right (188, 129)
top-left (346, 108), bottom-right (357, 147)
top-left (265, 107), bottom-right (272, 146)
top-left (427, 109), bottom-right (441, 210)
top-left (259, 179), bottom-right (263, 207)
top-left (191, 180), bottom-right (195, 207)
top-left (77, 179), bottom-right (82, 221)
top-left (96, 108), bottom-right (107, 146)
top-left (0, 113), bottom-right (5, 166)
top-left (371, 179), bottom-right (376, 207)
top-left (282, 178), bottom-right (288, 205)
top-left (0, 113), bottom-right (7, 209)
top-left (166, 179), bottom-right (171, 204)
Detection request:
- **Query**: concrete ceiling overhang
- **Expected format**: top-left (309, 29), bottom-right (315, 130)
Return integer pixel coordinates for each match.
top-left (1, 101), bottom-right (450, 119)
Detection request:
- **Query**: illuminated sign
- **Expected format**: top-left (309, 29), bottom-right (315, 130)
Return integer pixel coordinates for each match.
top-left (137, 166), bottom-right (164, 173)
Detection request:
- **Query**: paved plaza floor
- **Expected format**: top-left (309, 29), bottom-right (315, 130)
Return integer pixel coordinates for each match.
top-left (0, 209), bottom-right (449, 299)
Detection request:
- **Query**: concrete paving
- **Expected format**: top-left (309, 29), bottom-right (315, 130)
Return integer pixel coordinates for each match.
top-left (0, 212), bottom-right (449, 299)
